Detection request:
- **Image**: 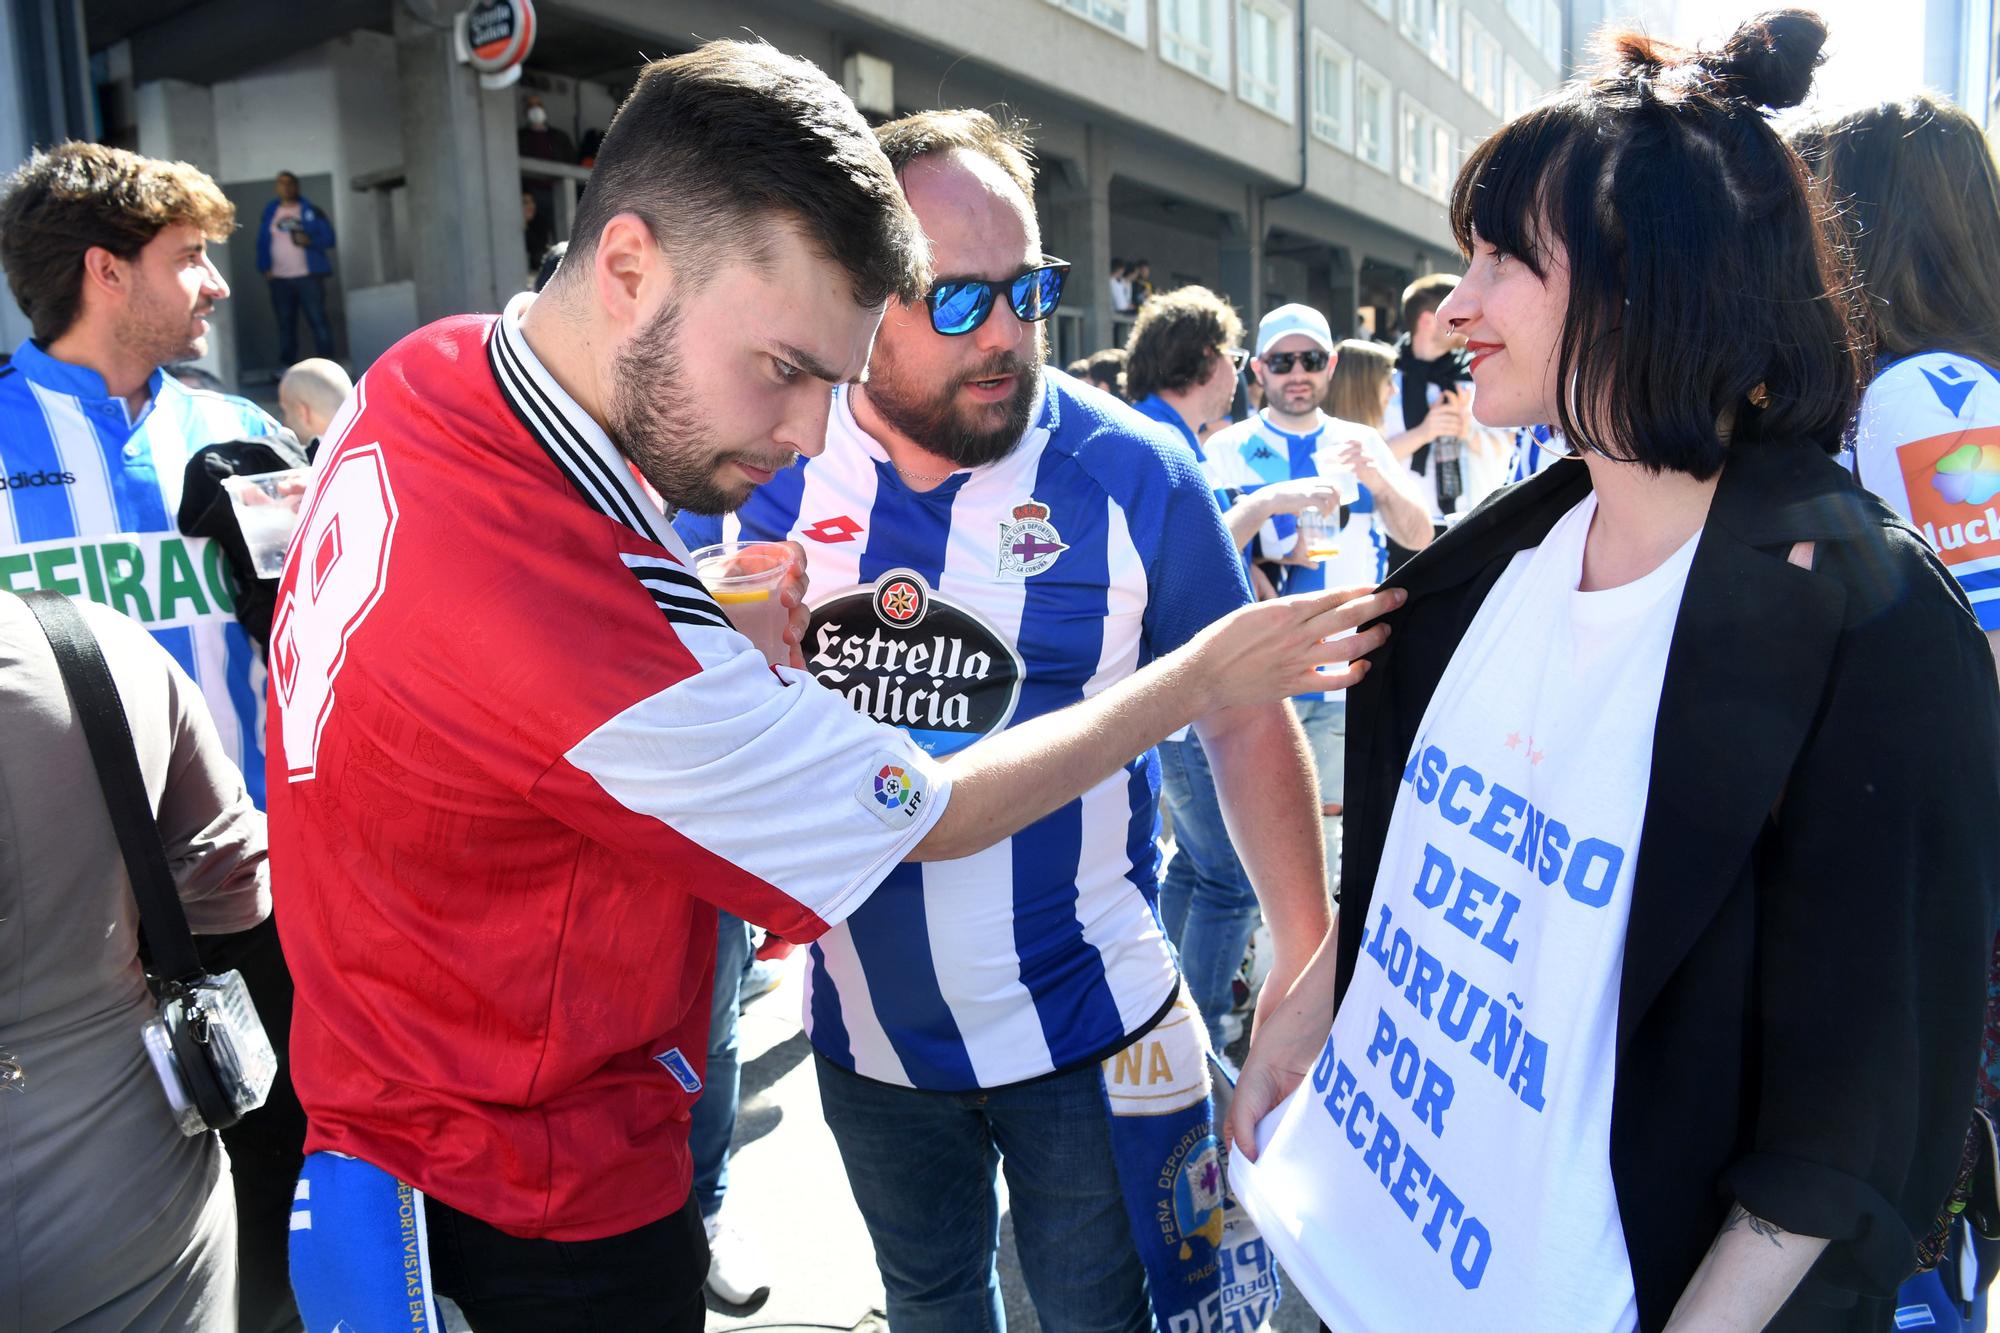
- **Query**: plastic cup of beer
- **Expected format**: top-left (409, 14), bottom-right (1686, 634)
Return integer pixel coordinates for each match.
top-left (690, 541), bottom-right (794, 666)
top-left (1329, 467), bottom-right (1361, 507)
top-left (1298, 506), bottom-right (1341, 562)
top-left (221, 467), bottom-right (312, 580)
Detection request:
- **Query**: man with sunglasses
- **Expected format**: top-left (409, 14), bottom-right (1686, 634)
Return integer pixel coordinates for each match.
top-left (1198, 307), bottom-right (1432, 988)
top-left (676, 110), bottom-right (1335, 1333)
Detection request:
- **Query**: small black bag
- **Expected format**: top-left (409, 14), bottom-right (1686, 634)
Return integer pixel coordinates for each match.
top-left (19, 589), bottom-right (277, 1134)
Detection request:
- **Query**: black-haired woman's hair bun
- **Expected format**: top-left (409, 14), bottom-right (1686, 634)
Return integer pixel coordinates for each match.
top-left (1702, 9), bottom-right (1828, 110)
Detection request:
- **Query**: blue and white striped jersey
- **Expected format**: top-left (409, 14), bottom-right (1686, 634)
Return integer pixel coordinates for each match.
top-left (677, 369), bottom-right (1252, 1089)
top-left (1508, 425), bottom-right (1567, 485)
top-left (1204, 410), bottom-right (1398, 702)
top-left (0, 339), bottom-right (278, 804)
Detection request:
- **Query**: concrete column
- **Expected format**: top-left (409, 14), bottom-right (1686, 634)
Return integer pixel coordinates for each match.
top-left (133, 79), bottom-right (245, 387)
top-left (1218, 185), bottom-right (1266, 331)
top-left (1041, 122), bottom-right (1115, 354)
top-left (0, 0), bottom-right (36, 350)
top-left (0, 0), bottom-right (93, 351)
top-left (396, 4), bottom-right (523, 322)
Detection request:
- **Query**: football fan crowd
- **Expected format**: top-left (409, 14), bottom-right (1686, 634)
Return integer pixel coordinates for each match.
top-left (1, 9), bottom-right (1998, 1333)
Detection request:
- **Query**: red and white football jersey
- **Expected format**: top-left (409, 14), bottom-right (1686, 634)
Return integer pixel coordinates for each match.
top-left (265, 300), bottom-right (948, 1241)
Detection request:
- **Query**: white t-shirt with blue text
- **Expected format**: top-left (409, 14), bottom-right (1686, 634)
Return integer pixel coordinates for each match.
top-left (677, 369), bottom-right (1252, 1090)
top-left (1234, 493), bottom-right (1698, 1331)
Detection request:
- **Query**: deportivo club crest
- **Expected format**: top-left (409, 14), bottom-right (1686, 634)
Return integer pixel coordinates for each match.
top-left (997, 500), bottom-right (1067, 577)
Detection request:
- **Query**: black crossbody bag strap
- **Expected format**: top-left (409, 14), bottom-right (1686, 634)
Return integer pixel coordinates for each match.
top-left (18, 590), bottom-right (204, 984)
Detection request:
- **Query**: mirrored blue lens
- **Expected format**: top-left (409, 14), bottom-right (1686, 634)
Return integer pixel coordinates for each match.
top-left (1011, 266), bottom-right (1067, 321)
top-left (931, 281), bottom-right (995, 335)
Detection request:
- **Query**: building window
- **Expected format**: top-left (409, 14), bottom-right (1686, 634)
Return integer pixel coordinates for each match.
top-left (1045, 0), bottom-right (1148, 46)
top-left (1503, 56), bottom-right (1541, 119)
top-left (1505, 0), bottom-right (1538, 41)
top-left (1311, 31), bottom-right (1355, 151)
top-left (1434, 120), bottom-right (1459, 198)
top-left (1400, 0), bottom-right (1458, 73)
top-left (1399, 94), bottom-right (1455, 202)
top-left (1160, 0), bottom-right (1229, 87)
top-left (1462, 13), bottom-right (1502, 112)
top-left (1540, 0), bottom-right (1563, 70)
top-left (1237, 0), bottom-right (1295, 121)
top-left (1356, 62), bottom-right (1393, 172)
top-left (1362, 0), bottom-right (1394, 19)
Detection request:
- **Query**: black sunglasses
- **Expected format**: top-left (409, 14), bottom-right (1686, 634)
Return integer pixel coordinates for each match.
top-left (925, 259), bottom-right (1071, 336)
top-left (1262, 350), bottom-right (1330, 374)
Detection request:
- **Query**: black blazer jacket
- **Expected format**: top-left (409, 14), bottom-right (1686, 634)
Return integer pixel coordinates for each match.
top-left (1335, 440), bottom-right (2000, 1330)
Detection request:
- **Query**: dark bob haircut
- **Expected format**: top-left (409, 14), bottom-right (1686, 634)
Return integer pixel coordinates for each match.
top-left (1448, 9), bottom-right (1864, 477)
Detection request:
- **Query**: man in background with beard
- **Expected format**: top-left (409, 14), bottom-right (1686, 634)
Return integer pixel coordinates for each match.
top-left (677, 110), bottom-right (1333, 1333)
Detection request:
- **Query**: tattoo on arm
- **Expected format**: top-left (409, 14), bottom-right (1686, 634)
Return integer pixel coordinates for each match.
top-left (1721, 1204), bottom-right (1787, 1248)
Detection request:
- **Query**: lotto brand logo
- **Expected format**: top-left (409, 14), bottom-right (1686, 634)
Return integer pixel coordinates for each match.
top-left (801, 515), bottom-right (863, 544)
top-left (874, 765), bottom-right (912, 809)
top-left (0, 469), bottom-right (78, 490)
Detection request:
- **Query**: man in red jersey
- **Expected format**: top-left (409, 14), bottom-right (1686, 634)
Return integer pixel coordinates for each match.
top-left (271, 40), bottom-right (1397, 1333)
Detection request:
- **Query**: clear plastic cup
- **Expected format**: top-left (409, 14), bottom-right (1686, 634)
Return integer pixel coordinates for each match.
top-left (690, 541), bottom-right (794, 665)
top-left (1298, 506), bottom-right (1341, 562)
top-left (222, 467), bottom-right (312, 580)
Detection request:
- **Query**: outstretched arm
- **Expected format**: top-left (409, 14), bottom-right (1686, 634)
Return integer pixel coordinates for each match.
top-left (913, 585), bottom-right (1401, 861)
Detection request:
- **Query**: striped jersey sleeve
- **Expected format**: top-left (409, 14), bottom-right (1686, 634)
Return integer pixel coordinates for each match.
top-left (1854, 352), bottom-right (2000, 631)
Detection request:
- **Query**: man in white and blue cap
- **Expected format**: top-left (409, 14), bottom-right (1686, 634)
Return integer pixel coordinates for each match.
top-left (1176, 305), bottom-right (1431, 1043)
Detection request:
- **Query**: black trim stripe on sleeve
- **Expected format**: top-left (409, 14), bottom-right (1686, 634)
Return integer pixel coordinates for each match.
top-left (487, 325), bottom-right (661, 539)
top-left (640, 587), bottom-right (732, 629)
top-left (623, 562), bottom-right (712, 599)
top-left (655, 606), bottom-right (733, 633)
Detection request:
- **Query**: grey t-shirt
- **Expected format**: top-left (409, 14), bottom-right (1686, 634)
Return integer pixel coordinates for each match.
top-left (0, 597), bottom-right (269, 1332)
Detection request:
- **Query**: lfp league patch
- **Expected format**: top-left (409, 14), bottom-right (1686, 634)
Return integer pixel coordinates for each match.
top-left (653, 1047), bottom-right (703, 1093)
top-left (857, 751), bottom-right (931, 828)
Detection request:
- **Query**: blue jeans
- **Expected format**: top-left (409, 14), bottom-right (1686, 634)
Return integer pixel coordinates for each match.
top-left (1294, 698), bottom-right (1346, 899)
top-left (1157, 734), bottom-right (1258, 1051)
top-left (815, 1055), bottom-right (1150, 1333)
top-left (268, 275), bottom-right (334, 365)
top-left (689, 911), bottom-right (752, 1220)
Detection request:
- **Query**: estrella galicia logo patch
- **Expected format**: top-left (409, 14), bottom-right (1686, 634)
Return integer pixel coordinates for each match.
top-left (873, 569), bottom-right (928, 627)
top-left (808, 568), bottom-right (1023, 756)
top-left (997, 499), bottom-right (1067, 577)
top-left (653, 1047), bottom-right (703, 1093)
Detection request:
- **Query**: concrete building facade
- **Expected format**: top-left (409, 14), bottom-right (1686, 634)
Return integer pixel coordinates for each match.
top-left (6, 0), bottom-right (1578, 389)
top-left (1925, 0), bottom-right (2000, 141)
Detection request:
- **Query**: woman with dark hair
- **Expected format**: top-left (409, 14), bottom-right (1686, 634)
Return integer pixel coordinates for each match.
top-left (1225, 12), bottom-right (1999, 1332)
top-left (1791, 94), bottom-right (2000, 672)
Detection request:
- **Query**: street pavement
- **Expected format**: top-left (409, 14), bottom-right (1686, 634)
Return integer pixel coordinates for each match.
top-left (698, 950), bottom-right (1318, 1333)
